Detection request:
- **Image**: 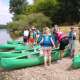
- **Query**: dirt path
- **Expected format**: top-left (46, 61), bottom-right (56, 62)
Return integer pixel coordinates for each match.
top-left (0, 40), bottom-right (80, 80)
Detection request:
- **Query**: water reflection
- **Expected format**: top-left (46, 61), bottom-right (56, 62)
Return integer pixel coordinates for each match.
top-left (0, 29), bottom-right (12, 44)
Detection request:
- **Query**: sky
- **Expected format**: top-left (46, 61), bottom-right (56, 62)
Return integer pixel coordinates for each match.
top-left (0, 0), bottom-right (33, 25)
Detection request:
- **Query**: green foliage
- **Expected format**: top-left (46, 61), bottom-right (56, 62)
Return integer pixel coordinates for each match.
top-left (22, 5), bottom-right (37, 15)
top-left (34, 0), bottom-right (80, 24)
top-left (7, 21), bottom-right (26, 31)
top-left (7, 13), bottom-right (52, 32)
top-left (35, 0), bottom-right (60, 17)
top-left (7, 20), bottom-right (26, 37)
top-left (26, 13), bottom-right (52, 30)
top-left (9, 0), bottom-right (28, 14)
top-left (34, 0), bottom-right (60, 24)
top-left (55, 0), bottom-right (80, 24)
top-left (9, 0), bottom-right (80, 25)
top-left (12, 14), bottom-right (27, 21)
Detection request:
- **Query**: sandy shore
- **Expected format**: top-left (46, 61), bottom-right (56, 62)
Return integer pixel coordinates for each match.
top-left (0, 40), bottom-right (80, 80)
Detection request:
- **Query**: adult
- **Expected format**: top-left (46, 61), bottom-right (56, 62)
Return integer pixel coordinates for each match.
top-left (52, 25), bottom-right (69, 59)
top-left (52, 25), bottom-right (59, 48)
top-left (68, 27), bottom-right (76, 57)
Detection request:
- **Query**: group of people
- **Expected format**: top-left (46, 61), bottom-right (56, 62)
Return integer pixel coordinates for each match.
top-left (23, 25), bottom-right (76, 67)
top-left (23, 26), bottom-right (40, 46)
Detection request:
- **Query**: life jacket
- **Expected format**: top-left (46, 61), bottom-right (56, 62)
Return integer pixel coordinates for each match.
top-left (57, 32), bottom-right (67, 43)
top-left (68, 32), bottom-right (76, 40)
top-left (33, 31), bottom-right (37, 39)
top-left (40, 34), bottom-right (54, 47)
top-left (56, 32), bottom-right (63, 43)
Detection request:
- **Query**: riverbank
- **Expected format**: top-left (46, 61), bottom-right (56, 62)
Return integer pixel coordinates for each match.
top-left (0, 40), bottom-right (80, 80)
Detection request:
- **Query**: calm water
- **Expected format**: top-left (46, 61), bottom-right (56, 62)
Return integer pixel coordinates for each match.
top-left (0, 29), bottom-right (12, 44)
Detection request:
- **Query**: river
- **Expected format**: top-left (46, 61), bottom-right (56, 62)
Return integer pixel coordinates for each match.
top-left (0, 29), bottom-right (12, 44)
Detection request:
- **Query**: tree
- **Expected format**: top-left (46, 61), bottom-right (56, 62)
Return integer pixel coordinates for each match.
top-left (12, 14), bottom-right (27, 21)
top-left (54, 0), bottom-right (80, 24)
top-left (7, 15), bottom-right (28, 31)
top-left (9, 0), bottom-right (28, 15)
top-left (25, 13), bottom-right (52, 30)
top-left (34, 0), bottom-right (60, 24)
top-left (34, 0), bottom-right (80, 24)
top-left (22, 5), bottom-right (37, 15)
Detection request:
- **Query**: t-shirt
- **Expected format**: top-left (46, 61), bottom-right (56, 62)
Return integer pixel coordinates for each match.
top-left (23, 30), bottom-right (29, 37)
top-left (57, 32), bottom-right (64, 43)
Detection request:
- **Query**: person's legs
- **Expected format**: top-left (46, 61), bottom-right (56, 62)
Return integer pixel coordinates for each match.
top-left (44, 55), bottom-right (48, 67)
top-left (48, 48), bottom-right (52, 65)
top-left (70, 41), bottom-right (75, 58)
top-left (59, 43), bottom-right (64, 59)
top-left (60, 50), bottom-right (64, 59)
top-left (23, 36), bottom-right (27, 45)
top-left (43, 48), bottom-right (48, 67)
top-left (48, 54), bottom-right (51, 65)
top-left (60, 37), bottom-right (69, 59)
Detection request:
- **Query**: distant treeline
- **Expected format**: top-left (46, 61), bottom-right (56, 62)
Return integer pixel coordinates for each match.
top-left (0, 25), bottom-right (6, 29)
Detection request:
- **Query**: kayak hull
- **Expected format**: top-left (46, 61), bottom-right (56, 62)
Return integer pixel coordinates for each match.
top-left (0, 44), bottom-right (22, 50)
top-left (0, 51), bottom-right (38, 58)
top-left (15, 45), bottom-right (41, 51)
top-left (0, 48), bottom-right (70, 69)
top-left (72, 54), bottom-right (80, 68)
top-left (7, 40), bottom-right (23, 44)
top-left (1, 51), bottom-right (61, 69)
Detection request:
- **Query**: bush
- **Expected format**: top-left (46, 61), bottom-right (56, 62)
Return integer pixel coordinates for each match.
top-left (26, 13), bottom-right (52, 30)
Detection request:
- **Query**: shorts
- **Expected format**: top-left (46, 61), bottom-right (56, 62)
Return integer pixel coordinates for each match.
top-left (42, 47), bottom-right (52, 56)
top-left (28, 38), bottom-right (34, 43)
top-left (23, 36), bottom-right (28, 43)
top-left (59, 37), bottom-right (69, 50)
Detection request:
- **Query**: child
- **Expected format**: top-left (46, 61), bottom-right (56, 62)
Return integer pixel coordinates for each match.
top-left (68, 27), bottom-right (76, 57)
top-left (28, 29), bottom-right (35, 47)
top-left (23, 27), bottom-right (29, 45)
top-left (38, 27), bottom-right (55, 67)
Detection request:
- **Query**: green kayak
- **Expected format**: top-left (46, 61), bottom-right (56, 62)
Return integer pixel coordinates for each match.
top-left (64, 48), bottom-right (71, 57)
top-left (1, 50), bottom-right (61, 70)
top-left (0, 48), bottom-right (70, 70)
top-left (0, 44), bottom-right (22, 50)
top-left (72, 53), bottom-right (80, 69)
top-left (7, 40), bottom-right (23, 44)
top-left (0, 47), bottom-right (70, 59)
top-left (0, 43), bottom-right (34, 51)
top-left (15, 45), bottom-right (41, 51)
top-left (0, 50), bottom-right (39, 58)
